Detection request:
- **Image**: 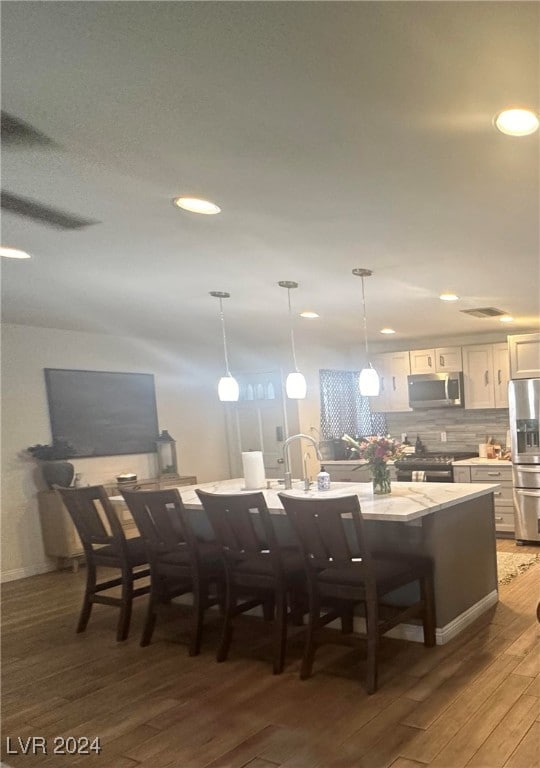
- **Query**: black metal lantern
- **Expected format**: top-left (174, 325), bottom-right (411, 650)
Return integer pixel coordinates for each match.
top-left (156, 430), bottom-right (178, 477)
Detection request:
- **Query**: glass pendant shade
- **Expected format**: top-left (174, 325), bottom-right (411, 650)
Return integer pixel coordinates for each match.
top-left (286, 371), bottom-right (307, 399)
top-left (218, 375), bottom-right (240, 402)
top-left (359, 366), bottom-right (380, 397)
top-left (353, 268), bottom-right (380, 397)
top-left (210, 291), bottom-right (239, 403)
top-left (279, 280), bottom-right (307, 400)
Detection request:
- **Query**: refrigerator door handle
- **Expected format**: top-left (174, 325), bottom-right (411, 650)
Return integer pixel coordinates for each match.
top-left (515, 489), bottom-right (540, 498)
top-left (516, 466), bottom-right (540, 473)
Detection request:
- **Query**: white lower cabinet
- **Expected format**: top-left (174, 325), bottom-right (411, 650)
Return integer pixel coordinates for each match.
top-left (453, 464), bottom-right (514, 533)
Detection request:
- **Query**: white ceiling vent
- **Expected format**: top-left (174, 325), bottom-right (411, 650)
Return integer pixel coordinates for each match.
top-left (460, 307), bottom-right (508, 318)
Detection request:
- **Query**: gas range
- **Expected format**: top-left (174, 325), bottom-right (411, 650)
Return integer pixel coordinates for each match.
top-left (394, 452), bottom-right (477, 481)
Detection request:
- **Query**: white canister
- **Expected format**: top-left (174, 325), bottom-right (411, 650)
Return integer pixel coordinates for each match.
top-left (478, 444), bottom-right (488, 458)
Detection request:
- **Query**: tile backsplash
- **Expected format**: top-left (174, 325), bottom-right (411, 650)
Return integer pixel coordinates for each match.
top-left (385, 408), bottom-right (510, 453)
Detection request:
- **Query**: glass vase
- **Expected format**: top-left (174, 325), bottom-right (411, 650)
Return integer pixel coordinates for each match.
top-left (371, 463), bottom-right (392, 495)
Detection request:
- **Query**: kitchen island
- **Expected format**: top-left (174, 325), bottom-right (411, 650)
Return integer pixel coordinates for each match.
top-left (174, 479), bottom-right (500, 645)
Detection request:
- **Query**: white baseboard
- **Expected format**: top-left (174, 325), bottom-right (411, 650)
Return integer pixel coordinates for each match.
top-left (326, 589), bottom-right (499, 645)
top-left (433, 589), bottom-right (499, 645)
top-left (1, 561), bottom-right (56, 583)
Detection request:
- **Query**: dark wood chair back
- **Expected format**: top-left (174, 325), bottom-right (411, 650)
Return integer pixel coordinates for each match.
top-left (58, 484), bottom-right (128, 558)
top-left (195, 489), bottom-right (282, 575)
top-left (277, 492), bottom-right (373, 579)
top-left (120, 487), bottom-right (197, 561)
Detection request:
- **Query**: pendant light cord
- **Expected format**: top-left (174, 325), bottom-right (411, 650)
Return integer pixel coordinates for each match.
top-left (287, 287), bottom-right (299, 372)
top-left (218, 297), bottom-right (232, 376)
top-left (361, 275), bottom-right (371, 362)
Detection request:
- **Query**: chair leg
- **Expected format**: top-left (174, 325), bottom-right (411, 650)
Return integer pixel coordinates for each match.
top-left (300, 594), bottom-right (319, 680)
top-left (421, 573), bottom-right (437, 647)
top-left (290, 590), bottom-right (305, 626)
top-left (189, 578), bottom-right (206, 657)
top-left (341, 604), bottom-right (354, 634)
top-left (140, 587), bottom-right (159, 647)
top-left (117, 573), bottom-right (134, 642)
top-left (77, 559), bottom-right (96, 633)
top-left (217, 581), bottom-right (235, 663)
top-left (273, 590), bottom-right (288, 675)
top-left (365, 598), bottom-right (379, 695)
top-left (262, 596), bottom-right (275, 621)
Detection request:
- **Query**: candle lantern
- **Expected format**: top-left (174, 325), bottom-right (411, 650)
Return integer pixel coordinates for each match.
top-left (156, 430), bottom-right (178, 477)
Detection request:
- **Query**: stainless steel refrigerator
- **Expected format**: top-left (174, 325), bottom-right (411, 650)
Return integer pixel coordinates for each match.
top-left (508, 378), bottom-right (540, 543)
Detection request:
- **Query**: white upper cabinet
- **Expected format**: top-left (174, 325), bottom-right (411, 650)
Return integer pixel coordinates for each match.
top-left (371, 350), bottom-right (411, 413)
top-left (462, 343), bottom-right (509, 409)
top-left (493, 342), bottom-right (510, 408)
top-left (508, 332), bottom-right (540, 379)
top-left (409, 346), bottom-right (463, 374)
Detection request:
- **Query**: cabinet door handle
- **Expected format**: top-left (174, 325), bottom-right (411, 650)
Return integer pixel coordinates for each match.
top-left (392, 376), bottom-right (396, 391)
top-left (494, 516), bottom-right (503, 521)
top-left (381, 377), bottom-right (385, 393)
top-left (484, 370), bottom-right (489, 385)
top-left (487, 471), bottom-right (501, 476)
top-left (440, 355), bottom-right (445, 368)
top-left (494, 491), bottom-right (502, 496)
top-left (428, 356), bottom-right (432, 368)
top-left (497, 369), bottom-right (502, 385)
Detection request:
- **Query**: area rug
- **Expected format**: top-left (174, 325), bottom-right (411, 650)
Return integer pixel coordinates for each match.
top-left (497, 551), bottom-right (540, 584)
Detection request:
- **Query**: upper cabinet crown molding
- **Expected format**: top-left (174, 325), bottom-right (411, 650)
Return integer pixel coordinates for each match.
top-left (508, 333), bottom-right (540, 379)
top-left (409, 346), bottom-right (463, 374)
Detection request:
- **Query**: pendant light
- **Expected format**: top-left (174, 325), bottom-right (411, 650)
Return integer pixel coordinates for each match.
top-left (278, 280), bottom-right (307, 399)
top-left (352, 268), bottom-right (380, 396)
top-left (209, 291), bottom-right (239, 402)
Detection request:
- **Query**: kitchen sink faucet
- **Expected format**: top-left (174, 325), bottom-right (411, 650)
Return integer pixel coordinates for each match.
top-left (282, 433), bottom-right (323, 490)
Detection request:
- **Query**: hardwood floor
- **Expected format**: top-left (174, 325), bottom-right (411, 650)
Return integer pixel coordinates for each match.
top-left (1, 539), bottom-right (539, 768)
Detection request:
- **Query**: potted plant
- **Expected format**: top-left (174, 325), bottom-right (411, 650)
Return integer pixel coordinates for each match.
top-left (25, 439), bottom-right (76, 489)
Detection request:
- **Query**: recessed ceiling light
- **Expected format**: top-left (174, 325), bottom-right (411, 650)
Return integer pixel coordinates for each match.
top-left (499, 315), bottom-right (514, 323)
top-left (173, 196), bottom-right (221, 215)
top-left (0, 246), bottom-right (31, 259)
top-left (494, 109), bottom-right (539, 137)
top-left (300, 311), bottom-right (319, 319)
top-left (440, 293), bottom-right (459, 302)
top-left (380, 328), bottom-right (396, 334)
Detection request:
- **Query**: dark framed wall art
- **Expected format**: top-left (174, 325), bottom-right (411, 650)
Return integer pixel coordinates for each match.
top-left (44, 368), bottom-right (160, 457)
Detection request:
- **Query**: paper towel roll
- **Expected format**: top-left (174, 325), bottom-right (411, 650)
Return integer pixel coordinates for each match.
top-left (242, 451), bottom-right (266, 490)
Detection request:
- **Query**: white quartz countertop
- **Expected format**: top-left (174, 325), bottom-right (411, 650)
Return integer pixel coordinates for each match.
top-left (171, 478), bottom-right (501, 523)
top-left (452, 458), bottom-right (512, 466)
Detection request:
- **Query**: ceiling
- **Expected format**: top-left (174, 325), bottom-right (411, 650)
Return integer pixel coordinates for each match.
top-left (1, 1), bottom-right (539, 357)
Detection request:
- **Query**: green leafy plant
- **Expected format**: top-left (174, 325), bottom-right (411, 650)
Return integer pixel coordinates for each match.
top-left (26, 439), bottom-right (76, 460)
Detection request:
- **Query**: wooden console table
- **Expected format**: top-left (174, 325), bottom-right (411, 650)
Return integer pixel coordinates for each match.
top-left (38, 475), bottom-right (197, 571)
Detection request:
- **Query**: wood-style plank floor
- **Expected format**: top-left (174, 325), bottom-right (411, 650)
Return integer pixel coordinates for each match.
top-left (1, 539), bottom-right (539, 768)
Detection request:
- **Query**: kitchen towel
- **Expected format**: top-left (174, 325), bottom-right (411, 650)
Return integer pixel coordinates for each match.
top-left (242, 451), bottom-right (266, 490)
top-left (412, 470), bottom-right (426, 482)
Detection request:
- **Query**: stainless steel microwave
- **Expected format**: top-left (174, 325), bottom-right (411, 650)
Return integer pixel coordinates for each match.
top-left (407, 372), bottom-right (464, 409)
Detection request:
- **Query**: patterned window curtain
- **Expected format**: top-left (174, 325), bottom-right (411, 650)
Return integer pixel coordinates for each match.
top-left (319, 369), bottom-right (387, 439)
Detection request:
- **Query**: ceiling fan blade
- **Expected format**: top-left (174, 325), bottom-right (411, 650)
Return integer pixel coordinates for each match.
top-left (1, 111), bottom-right (59, 148)
top-left (1, 191), bottom-right (98, 230)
